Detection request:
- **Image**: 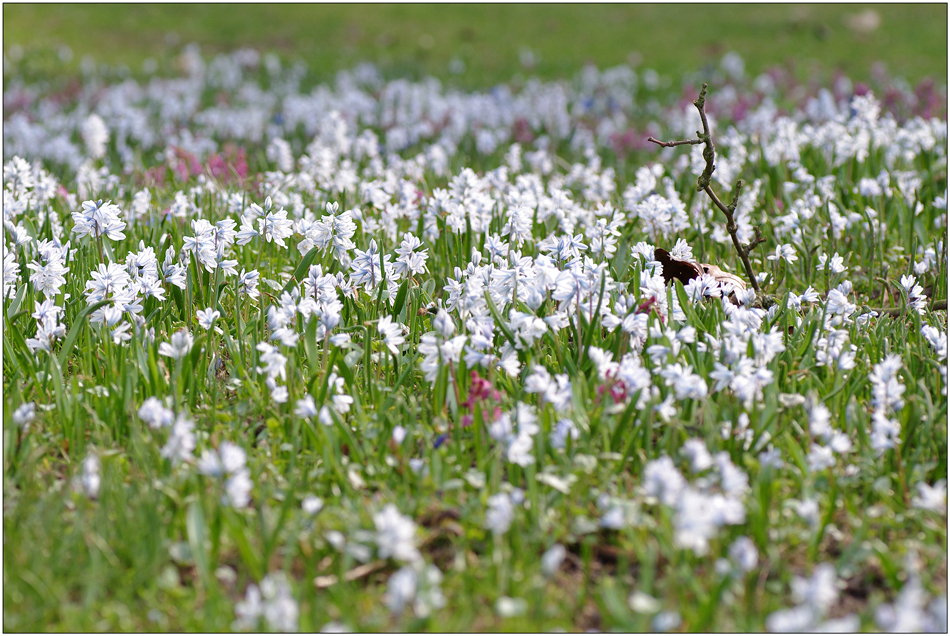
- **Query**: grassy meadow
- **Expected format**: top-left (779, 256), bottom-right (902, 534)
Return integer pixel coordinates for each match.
top-left (3, 4), bottom-right (948, 632)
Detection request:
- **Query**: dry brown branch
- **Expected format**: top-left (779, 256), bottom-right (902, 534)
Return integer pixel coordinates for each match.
top-left (865, 299), bottom-right (948, 316)
top-left (648, 83), bottom-right (763, 293)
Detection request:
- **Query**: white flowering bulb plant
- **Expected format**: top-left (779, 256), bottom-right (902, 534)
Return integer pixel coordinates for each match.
top-left (3, 43), bottom-right (947, 633)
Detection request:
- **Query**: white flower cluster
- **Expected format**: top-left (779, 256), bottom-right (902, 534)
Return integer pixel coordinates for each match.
top-left (804, 394), bottom-right (852, 473)
top-left (765, 563), bottom-right (856, 632)
top-left (233, 571), bottom-right (299, 632)
top-left (197, 441), bottom-right (253, 509)
top-left (641, 447), bottom-right (749, 556)
top-left (868, 354), bottom-right (906, 454)
top-left (137, 396), bottom-right (196, 466)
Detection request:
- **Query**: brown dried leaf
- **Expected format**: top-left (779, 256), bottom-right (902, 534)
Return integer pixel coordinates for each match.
top-left (700, 263), bottom-right (747, 290)
top-left (654, 248), bottom-right (702, 286)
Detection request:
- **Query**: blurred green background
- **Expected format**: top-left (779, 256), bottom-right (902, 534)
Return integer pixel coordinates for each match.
top-left (3, 4), bottom-right (947, 86)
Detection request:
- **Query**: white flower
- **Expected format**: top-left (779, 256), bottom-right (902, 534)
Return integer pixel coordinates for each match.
top-left (549, 418), bottom-right (579, 449)
top-left (506, 431), bottom-right (536, 466)
top-left (652, 610), bottom-right (682, 632)
top-left (72, 199), bottom-right (126, 241)
top-left (259, 205), bottom-right (294, 248)
top-left (385, 562), bottom-right (445, 618)
top-left (728, 536), bottom-right (758, 572)
top-left (12, 402), bottom-right (35, 428)
top-left (791, 563), bottom-right (840, 615)
top-left (384, 565), bottom-right (417, 615)
top-left (495, 596), bottom-right (528, 618)
top-left (224, 469), bottom-right (253, 509)
top-left (911, 481), bottom-right (946, 513)
top-left (79, 453), bottom-right (101, 499)
top-left (793, 498), bottom-right (820, 526)
top-left (807, 443), bottom-right (836, 472)
top-left (767, 243), bottom-right (799, 263)
top-left (432, 309), bottom-right (455, 338)
top-left (159, 329), bottom-right (194, 359)
top-left (642, 456), bottom-right (686, 506)
top-left (377, 315), bottom-right (405, 354)
top-left (294, 395), bottom-right (318, 419)
top-left (302, 495), bottom-right (324, 515)
top-left (349, 239), bottom-right (390, 289)
top-left (233, 584), bottom-right (263, 631)
top-left (392, 425), bottom-right (407, 445)
top-left (393, 232), bottom-right (429, 279)
top-left (160, 413), bottom-right (196, 465)
top-left (266, 137), bottom-right (294, 173)
top-left (816, 252), bottom-right (846, 274)
top-left (269, 382), bottom-right (289, 405)
top-left (237, 268), bottom-right (261, 299)
top-left (485, 492), bottom-right (515, 535)
top-left (759, 447), bottom-right (784, 469)
top-left (540, 543), bottom-right (567, 577)
top-left (259, 572), bottom-right (299, 632)
top-left (766, 604), bottom-right (815, 632)
top-left (196, 307), bottom-right (221, 331)
top-left (196, 449), bottom-right (224, 477)
top-left (875, 570), bottom-right (944, 632)
top-left (255, 342), bottom-right (288, 382)
top-left (900, 273), bottom-right (928, 314)
top-left (683, 273), bottom-right (722, 302)
top-left (374, 503), bottom-right (420, 563)
top-left (682, 439), bottom-right (714, 472)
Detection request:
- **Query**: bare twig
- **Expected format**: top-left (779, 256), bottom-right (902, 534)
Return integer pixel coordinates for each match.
top-left (648, 83), bottom-right (763, 293)
top-left (646, 136), bottom-right (702, 148)
top-left (314, 560), bottom-right (388, 589)
top-left (864, 299), bottom-right (948, 316)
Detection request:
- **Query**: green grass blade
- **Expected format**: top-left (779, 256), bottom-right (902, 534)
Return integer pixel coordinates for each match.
top-left (57, 300), bottom-right (110, 368)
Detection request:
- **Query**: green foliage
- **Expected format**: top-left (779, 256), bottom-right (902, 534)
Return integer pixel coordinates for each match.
top-left (3, 5), bottom-right (946, 87)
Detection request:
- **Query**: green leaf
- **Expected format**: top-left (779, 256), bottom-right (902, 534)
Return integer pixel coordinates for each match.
top-left (48, 353), bottom-right (70, 426)
top-left (6, 284), bottom-right (27, 318)
top-left (186, 501), bottom-right (213, 591)
top-left (311, 348), bottom-right (342, 396)
top-left (304, 314), bottom-right (320, 371)
top-left (281, 246), bottom-right (320, 296)
top-left (2, 330), bottom-right (29, 381)
top-left (581, 269), bottom-right (608, 358)
top-left (599, 577), bottom-right (634, 628)
top-left (225, 510), bottom-right (262, 580)
top-left (171, 286), bottom-right (185, 317)
top-left (391, 277), bottom-right (410, 319)
top-left (483, 291), bottom-right (517, 349)
top-left (674, 280), bottom-right (693, 323)
top-left (57, 300), bottom-right (110, 368)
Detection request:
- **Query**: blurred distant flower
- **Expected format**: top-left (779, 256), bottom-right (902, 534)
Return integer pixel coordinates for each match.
top-left (540, 543), bottom-right (566, 577)
top-left (160, 413), bottom-right (196, 465)
top-left (75, 452), bottom-right (101, 499)
top-left (12, 401), bottom-right (36, 429)
top-left (81, 114), bottom-right (109, 159)
top-left (374, 503), bottom-right (420, 563)
top-left (911, 480), bottom-right (946, 513)
top-left (138, 396), bottom-right (175, 429)
top-left (485, 492), bottom-right (515, 535)
top-left (302, 495), bottom-right (324, 515)
top-left (234, 572), bottom-right (298, 632)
